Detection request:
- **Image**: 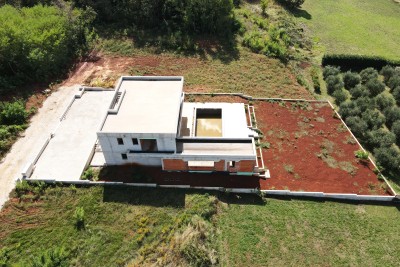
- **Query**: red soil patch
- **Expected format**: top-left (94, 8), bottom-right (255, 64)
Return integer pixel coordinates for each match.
top-left (255, 101), bottom-right (388, 195)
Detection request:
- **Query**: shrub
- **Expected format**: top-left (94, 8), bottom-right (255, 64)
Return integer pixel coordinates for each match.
top-left (15, 179), bottom-right (31, 198)
top-left (323, 65), bottom-right (340, 79)
top-left (310, 67), bottom-right (321, 94)
top-left (374, 146), bottom-right (400, 173)
top-left (343, 71), bottom-right (361, 90)
top-left (365, 79), bottom-right (385, 97)
top-left (333, 89), bottom-right (347, 105)
top-left (375, 93), bottom-right (395, 111)
top-left (325, 75), bottom-right (344, 94)
top-left (361, 109), bottom-right (385, 130)
top-left (349, 85), bottom-right (369, 99)
top-left (322, 54), bottom-right (400, 71)
top-left (261, 0), bottom-right (269, 16)
top-left (366, 129), bottom-right (395, 148)
top-left (30, 247), bottom-right (69, 267)
top-left (384, 105), bottom-right (400, 127)
top-left (0, 100), bottom-right (28, 125)
top-left (380, 65), bottom-right (396, 83)
top-left (354, 150), bottom-right (369, 160)
top-left (391, 120), bottom-right (400, 145)
top-left (81, 167), bottom-right (94, 180)
top-left (74, 206), bottom-right (85, 230)
top-left (360, 68), bottom-right (379, 84)
top-left (345, 116), bottom-right (368, 140)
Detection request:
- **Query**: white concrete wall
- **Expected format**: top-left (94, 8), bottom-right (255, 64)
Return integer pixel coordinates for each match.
top-left (98, 132), bottom-right (176, 165)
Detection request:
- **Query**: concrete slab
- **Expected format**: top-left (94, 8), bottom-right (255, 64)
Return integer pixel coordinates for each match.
top-left (30, 90), bottom-right (114, 181)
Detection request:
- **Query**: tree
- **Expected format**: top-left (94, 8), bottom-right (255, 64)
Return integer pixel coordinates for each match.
top-left (391, 120), bottom-right (400, 145)
top-left (380, 65), bottom-right (395, 83)
top-left (366, 128), bottom-right (395, 148)
top-left (387, 74), bottom-right (400, 90)
top-left (339, 101), bottom-right (361, 119)
top-left (361, 109), bottom-right (385, 130)
top-left (354, 96), bottom-right (375, 113)
top-left (332, 89), bottom-right (347, 105)
top-left (375, 93), bottom-right (395, 111)
top-left (365, 79), bottom-right (385, 97)
top-left (323, 65), bottom-right (340, 79)
top-left (349, 84), bottom-right (369, 99)
top-left (374, 146), bottom-right (400, 173)
top-left (384, 105), bottom-right (400, 127)
top-left (360, 67), bottom-right (379, 84)
top-left (343, 71), bottom-right (361, 90)
top-left (392, 86), bottom-right (400, 104)
top-left (278, 0), bottom-right (305, 8)
top-left (325, 74), bottom-right (344, 95)
top-left (345, 116), bottom-right (368, 140)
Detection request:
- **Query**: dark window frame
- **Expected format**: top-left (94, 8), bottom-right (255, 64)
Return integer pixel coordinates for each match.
top-left (132, 138), bottom-right (139, 145)
top-left (121, 153), bottom-right (127, 160)
top-left (117, 138), bottom-right (124, 145)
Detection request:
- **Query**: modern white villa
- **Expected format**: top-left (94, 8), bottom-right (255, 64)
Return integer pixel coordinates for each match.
top-left (97, 76), bottom-right (265, 175)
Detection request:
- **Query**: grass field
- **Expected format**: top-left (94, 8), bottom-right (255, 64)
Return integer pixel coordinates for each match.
top-left (296, 0), bottom-right (400, 60)
top-left (217, 197), bottom-right (400, 266)
top-left (0, 185), bottom-right (218, 266)
top-left (2, 185), bottom-right (399, 266)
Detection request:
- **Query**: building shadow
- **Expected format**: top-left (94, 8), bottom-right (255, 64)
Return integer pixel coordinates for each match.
top-left (218, 192), bottom-right (265, 205)
top-left (102, 186), bottom-right (186, 208)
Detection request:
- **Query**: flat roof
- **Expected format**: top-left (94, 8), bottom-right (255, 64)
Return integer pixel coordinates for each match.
top-left (101, 77), bottom-right (183, 134)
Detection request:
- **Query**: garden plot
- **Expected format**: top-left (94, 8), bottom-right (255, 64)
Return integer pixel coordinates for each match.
top-left (255, 101), bottom-right (388, 195)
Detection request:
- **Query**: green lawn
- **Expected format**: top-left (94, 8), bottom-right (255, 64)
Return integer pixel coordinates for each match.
top-left (296, 0), bottom-right (400, 60)
top-left (217, 197), bottom-right (400, 266)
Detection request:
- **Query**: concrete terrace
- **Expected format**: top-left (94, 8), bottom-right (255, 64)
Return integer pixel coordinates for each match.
top-left (30, 90), bottom-right (114, 181)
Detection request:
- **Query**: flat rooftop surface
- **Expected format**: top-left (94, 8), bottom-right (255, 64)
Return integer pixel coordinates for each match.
top-left (30, 90), bottom-right (114, 181)
top-left (179, 102), bottom-right (249, 138)
top-left (177, 141), bottom-right (255, 156)
top-left (101, 78), bottom-right (183, 134)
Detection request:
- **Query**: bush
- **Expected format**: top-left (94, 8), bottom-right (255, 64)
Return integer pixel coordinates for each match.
top-left (366, 129), bottom-right (395, 148)
top-left (361, 109), bottom-right (385, 130)
top-left (343, 71), bottom-right (361, 90)
top-left (322, 54), bottom-right (400, 71)
top-left (333, 89), bottom-right (347, 105)
top-left (81, 167), bottom-right (94, 180)
top-left (310, 67), bottom-right (321, 94)
top-left (261, 0), bottom-right (269, 16)
top-left (384, 105), bottom-right (400, 127)
top-left (323, 65), bottom-right (340, 79)
top-left (0, 100), bottom-right (28, 125)
top-left (360, 68), bottom-right (379, 84)
top-left (30, 247), bottom-right (69, 267)
top-left (380, 65), bottom-right (396, 83)
top-left (15, 179), bottom-right (31, 198)
top-left (375, 93), bottom-right (395, 111)
top-left (74, 206), bottom-right (85, 230)
top-left (365, 79), bottom-right (385, 97)
top-left (325, 75), bottom-right (344, 94)
top-left (349, 85), bottom-right (369, 99)
top-left (374, 146), bottom-right (400, 173)
top-left (391, 120), bottom-right (400, 145)
top-left (354, 150), bottom-right (369, 160)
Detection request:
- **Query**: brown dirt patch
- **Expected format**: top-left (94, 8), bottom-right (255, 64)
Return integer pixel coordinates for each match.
top-left (255, 101), bottom-right (388, 195)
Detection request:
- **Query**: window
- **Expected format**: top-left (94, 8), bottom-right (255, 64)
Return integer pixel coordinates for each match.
top-left (132, 138), bottom-right (139, 145)
top-left (229, 161), bottom-right (236, 167)
top-left (140, 139), bottom-right (158, 152)
top-left (121, 153), bottom-right (127, 160)
top-left (117, 138), bottom-right (124, 145)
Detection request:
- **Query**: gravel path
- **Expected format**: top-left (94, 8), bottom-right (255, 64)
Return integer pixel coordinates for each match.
top-left (0, 86), bottom-right (80, 209)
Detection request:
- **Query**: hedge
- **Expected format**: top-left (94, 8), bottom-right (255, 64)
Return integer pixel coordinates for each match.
top-left (322, 54), bottom-right (400, 71)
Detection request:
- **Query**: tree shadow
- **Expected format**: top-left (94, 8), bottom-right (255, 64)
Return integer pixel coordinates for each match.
top-left (291, 8), bottom-right (312, 20)
top-left (218, 192), bottom-right (266, 206)
top-left (103, 186), bottom-right (186, 208)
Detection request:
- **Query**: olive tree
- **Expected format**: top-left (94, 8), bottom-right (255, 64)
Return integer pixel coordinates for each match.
top-left (343, 71), bottom-right (361, 90)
